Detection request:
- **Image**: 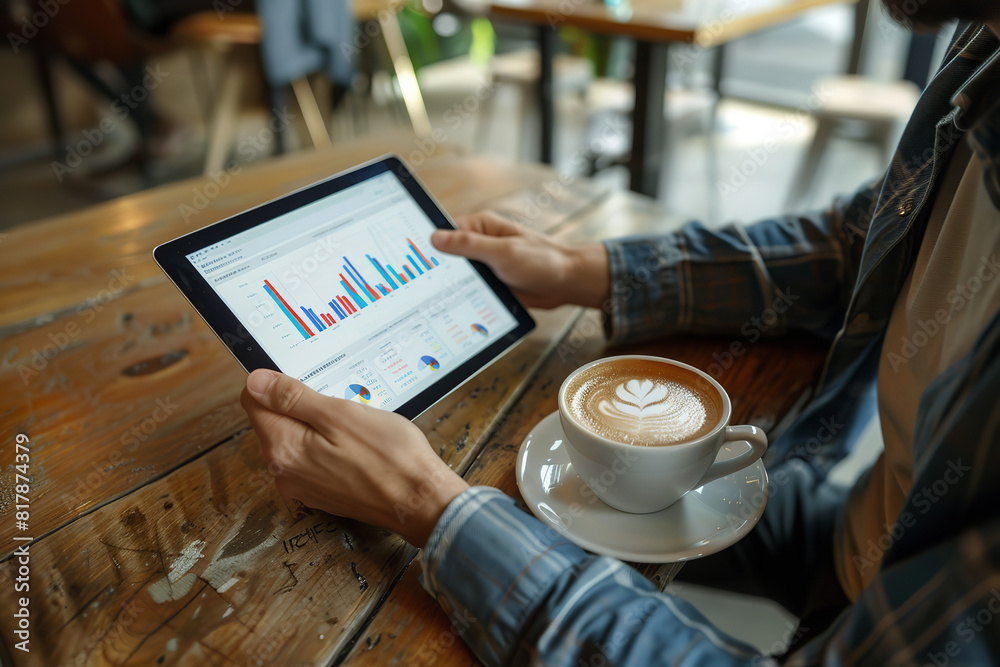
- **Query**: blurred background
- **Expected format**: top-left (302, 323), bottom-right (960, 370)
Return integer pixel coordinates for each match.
top-left (0, 0), bottom-right (951, 231)
top-left (0, 0), bottom-right (952, 653)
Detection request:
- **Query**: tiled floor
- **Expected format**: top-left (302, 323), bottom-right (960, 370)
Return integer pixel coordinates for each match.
top-left (0, 2), bottom-right (931, 654)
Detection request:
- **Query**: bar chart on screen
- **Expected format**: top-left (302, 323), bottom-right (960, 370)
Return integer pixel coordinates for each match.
top-left (261, 235), bottom-right (443, 341)
top-left (191, 168), bottom-right (521, 412)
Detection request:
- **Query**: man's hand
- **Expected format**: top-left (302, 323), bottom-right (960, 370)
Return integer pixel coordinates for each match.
top-left (241, 369), bottom-right (470, 547)
top-left (432, 210), bottom-right (610, 309)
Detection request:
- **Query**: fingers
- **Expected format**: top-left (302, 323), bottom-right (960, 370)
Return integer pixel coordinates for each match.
top-left (453, 211), bottom-right (523, 236)
top-left (245, 369), bottom-right (333, 427)
top-left (432, 229), bottom-right (518, 265)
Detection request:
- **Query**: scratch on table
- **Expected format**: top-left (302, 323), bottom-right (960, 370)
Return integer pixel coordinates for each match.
top-left (279, 561), bottom-right (299, 594)
top-left (349, 562), bottom-right (369, 592)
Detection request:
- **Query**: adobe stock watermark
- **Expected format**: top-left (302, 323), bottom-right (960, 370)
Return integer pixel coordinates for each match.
top-left (64, 397), bottom-right (181, 511)
top-left (853, 458), bottom-right (971, 575)
top-left (178, 107), bottom-right (296, 224)
top-left (726, 414), bottom-right (845, 529)
top-left (923, 589), bottom-right (1000, 667)
top-left (707, 287), bottom-right (800, 378)
top-left (886, 254), bottom-right (999, 372)
top-left (6, 0), bottom-right (71, 53)
top-left (15, 268), bottom-right (136, 384)
top-left (716, 84), bottom-right (832, 202)
top-left (51, 64), bottom-right (170, 182)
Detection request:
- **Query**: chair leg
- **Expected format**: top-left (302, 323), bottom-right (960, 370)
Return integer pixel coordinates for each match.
top-left (786, 117), bottom-right (836, 211)
top-left (870, 120), bottom-right (896, 169)
top-left (474, 79), bottom-right (499, 153)
top-left (266, 85), bottom-right (290, 155)
top-left (203, 48), bottom-right (243, 176)
top-left (291, 77), bottom-right (332, 149)
top-left (187, 48), bottom-right (215, 127)
top-left (517, 82), bottom-right (534, 162)
top-left (33, 51), bottom-right (64, 160)
top-left (377, 9), bottom-right (432, 137)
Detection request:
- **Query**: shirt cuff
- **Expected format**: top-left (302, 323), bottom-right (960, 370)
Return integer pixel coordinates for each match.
top-left (601, 235), bottom-right (685, 346)
top-left (419, 486), bottom-right (590, 666)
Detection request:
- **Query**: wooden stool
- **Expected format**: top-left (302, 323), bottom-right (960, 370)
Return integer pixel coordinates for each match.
top-left (171, 12), bottom-right (331, 176)
top-left (786, 74), bottom-right (920, 208)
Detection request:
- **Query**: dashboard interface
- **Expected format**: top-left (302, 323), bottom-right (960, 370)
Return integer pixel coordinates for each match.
top-left (187, 172), bottom-right (518, 410)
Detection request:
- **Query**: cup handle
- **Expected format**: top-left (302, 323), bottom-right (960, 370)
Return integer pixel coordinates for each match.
top-left (697, 425), bottom-right (768, 487)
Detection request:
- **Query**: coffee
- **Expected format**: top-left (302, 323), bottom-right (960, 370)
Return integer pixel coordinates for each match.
top-left (564, 358), bottom-right (722, 446)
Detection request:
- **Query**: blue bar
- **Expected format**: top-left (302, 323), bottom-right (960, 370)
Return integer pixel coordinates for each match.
top-left (341, 280), bottom-right (367, 309)
top-left (377, 285), bottom-right (389, 295)
top-left (308, 308), bottom-right (326, 330)
top-left (409, 242), bottom-right (432, 270)
top-left (329, 300), bottom-right (345, 320)
top-left (386, 264), bottom-right (404, 284)
top-left (432, 257), bottom-right (439, 266)
top-left (342, 264), bottom-right (372, 304)
top-left (404, 264), bottom-right (416, 280)
top-left (368, 255), bottom-right (398, 289)
top-left (344, 257), bottom-right (377, 298)
top-left (406, 254), bottom-right (424, 275)
top-left (302, 307), bottom-right (324, 331)
top-left (264, 284), bottom-right (309, 339)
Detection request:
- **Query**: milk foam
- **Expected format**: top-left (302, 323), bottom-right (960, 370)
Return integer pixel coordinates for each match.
top-left (567, 370), bottom-right (718, 445)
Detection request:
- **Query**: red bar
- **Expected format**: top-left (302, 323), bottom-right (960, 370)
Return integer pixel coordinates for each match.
top-left (321, 313), bottom-right (333, 326)
top-left (365, 284), bottom-right (380, 300)
top-left (397, 273), bottom-right (408, 283)
top-left (408, 237), bottom-right (432, 268)
top-left (337, 295), bottom-right (355, 314)
top-left (339, 273), bottom-right (367, 306)
top-left (264, 279), bottom-right (313, 336)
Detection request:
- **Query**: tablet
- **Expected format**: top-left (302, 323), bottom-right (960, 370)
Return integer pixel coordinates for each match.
top-left (154, 155), bottom-right (535, 419)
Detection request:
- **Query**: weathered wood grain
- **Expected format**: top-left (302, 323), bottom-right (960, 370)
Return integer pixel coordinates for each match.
top-left (0, 149), bottom-right (603, 664)
top-left (345, 311), bottom-right (829, 666)
top-left (0, 148), bottom-right (599, 552)
top-left (0, 141), bottom-right (571, 336)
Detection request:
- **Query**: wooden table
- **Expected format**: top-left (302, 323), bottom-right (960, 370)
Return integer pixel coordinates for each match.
top-left (489, 0), bottom-right (859, 196)
top-left (0, 137), bottom-right (827, 665)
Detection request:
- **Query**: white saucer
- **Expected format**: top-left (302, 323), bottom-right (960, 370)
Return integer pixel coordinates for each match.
top-left (515, 412), bottom-right (769, 563)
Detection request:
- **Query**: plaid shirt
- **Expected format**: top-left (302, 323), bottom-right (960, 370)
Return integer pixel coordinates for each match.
top-left (421, 23), bottom-right (1000, 666)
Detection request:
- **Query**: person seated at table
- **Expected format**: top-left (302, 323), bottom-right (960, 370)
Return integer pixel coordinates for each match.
top-left (240, 2), bottom-right (1000, 663)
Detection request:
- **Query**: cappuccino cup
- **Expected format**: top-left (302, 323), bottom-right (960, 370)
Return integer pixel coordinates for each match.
top-left (558, 355), bottom-right (767, 514)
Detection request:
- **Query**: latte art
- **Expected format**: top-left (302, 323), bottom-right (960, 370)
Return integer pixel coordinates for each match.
top-left (565, 360), bottom-right (722, 446)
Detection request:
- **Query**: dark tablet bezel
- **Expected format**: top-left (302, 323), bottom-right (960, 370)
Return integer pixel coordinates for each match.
top-left (153, 154), bottom-right (535, 420)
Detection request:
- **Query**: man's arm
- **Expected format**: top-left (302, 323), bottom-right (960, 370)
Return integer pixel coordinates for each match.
top-left (601, 183), bottom-right (875, 346)
top-left (421, 485), bottom-right (1000, 667)
top-left (434, 184), bottom-right (877, 347)
top-left (420, 312), bottom-right (1000, 667)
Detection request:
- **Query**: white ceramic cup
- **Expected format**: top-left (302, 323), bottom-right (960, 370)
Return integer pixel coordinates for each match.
top-left (557, 355), bottom-right (768, 514)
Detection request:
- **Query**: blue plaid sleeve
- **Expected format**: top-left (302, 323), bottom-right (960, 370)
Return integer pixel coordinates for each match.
top-left (420, 487), bottom-right (771, 667)
top-left (601, 186), bottom-right (875, 346)
top-left (418, 315), bottom-right (1000, 666)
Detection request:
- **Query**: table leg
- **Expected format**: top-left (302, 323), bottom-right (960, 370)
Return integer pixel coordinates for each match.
top-left (538, 25), bottom-right (556, 165)
top-left (707, 43), bottom-right (727, 225)
top-left (629, 40), bottom-right (668, 197)
top-left (847, 0), bottom-right (870, 75)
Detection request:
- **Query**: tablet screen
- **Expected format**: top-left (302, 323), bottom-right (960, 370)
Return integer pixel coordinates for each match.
top-left (184, 170), bottom-right (519, 411)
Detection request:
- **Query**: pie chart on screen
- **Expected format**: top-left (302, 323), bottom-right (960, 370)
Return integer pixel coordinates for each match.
top-left (345, 384), bottom-right (372, 403)
top-left (419, 355), bottom-right (440, 371)
top-left (470, 323), bottom-right (488, 336)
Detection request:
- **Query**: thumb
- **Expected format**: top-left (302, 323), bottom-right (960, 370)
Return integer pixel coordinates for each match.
top-left (246, 369), bottom-right (329, 426)
top-left (431, 229), bottom-right (511, 264)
